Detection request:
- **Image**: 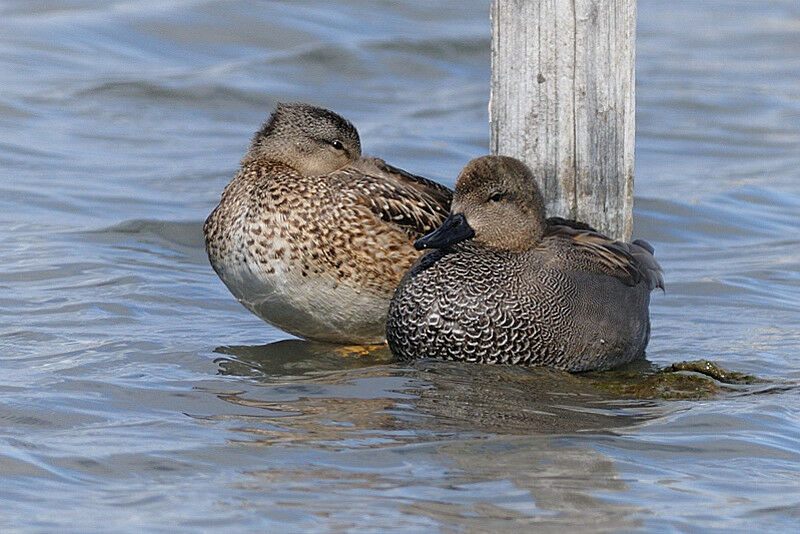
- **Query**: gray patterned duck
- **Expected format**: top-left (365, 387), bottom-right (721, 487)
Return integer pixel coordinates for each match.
top-left (386, 155), bottom-right (664, 372)
top-left (204, 103), bottom-right (451, 344)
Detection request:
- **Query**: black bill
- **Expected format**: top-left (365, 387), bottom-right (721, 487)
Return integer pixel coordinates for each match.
top-left (414, 213), bottom-right (475, 250)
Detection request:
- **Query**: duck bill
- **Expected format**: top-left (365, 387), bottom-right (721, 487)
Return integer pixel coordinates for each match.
top-left (414, 213), bottom-right (475, 250)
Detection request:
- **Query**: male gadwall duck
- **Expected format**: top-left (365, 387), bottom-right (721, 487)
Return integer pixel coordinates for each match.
top-left (204, 103), bottom-right (451, 344)
top-left (386, 155), bottom-right (664, 372)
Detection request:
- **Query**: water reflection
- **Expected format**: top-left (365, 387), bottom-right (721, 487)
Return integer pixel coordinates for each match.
top-left (215, 341), bottom-right (646, 528)
top-left (214, 341), bottom-right (656, 446)
top-left (411, 438), bottom-right (642, 530)
top-left (215, 340), bottom-right (394, 377)
top-left (235, 436), bottom-right (643, 530)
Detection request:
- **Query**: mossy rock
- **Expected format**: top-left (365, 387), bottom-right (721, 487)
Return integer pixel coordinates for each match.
top-left (582, 359), bottom-right (763, 400)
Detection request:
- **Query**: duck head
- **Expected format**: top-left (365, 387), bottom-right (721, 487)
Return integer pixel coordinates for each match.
top-left (244, 103), bottom-right (362, 175)
top-left (415, 155), bottom-right (547, 252)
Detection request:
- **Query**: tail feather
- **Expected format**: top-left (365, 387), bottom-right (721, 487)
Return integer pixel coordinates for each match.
top-left (629, 239), bottom-right (665, 292)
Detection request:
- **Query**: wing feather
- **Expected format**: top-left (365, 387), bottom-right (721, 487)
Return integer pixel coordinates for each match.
top-left (332, 158), bottom-right (452, 239)
top-left (545, 223), bottom-right (664, 290)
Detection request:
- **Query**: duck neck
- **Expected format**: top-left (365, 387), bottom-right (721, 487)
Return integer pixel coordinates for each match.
top-left (484, 211), bottom-right (546, 253)
top-left (242, 136), bottom-right (295, 168)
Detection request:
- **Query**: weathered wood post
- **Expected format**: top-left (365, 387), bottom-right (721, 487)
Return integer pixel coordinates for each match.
top-left (490, 0), bottom-right (636, 240)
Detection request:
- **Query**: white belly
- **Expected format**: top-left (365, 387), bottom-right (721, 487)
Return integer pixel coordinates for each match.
top-left (213, 248), bottom-right (389, 344)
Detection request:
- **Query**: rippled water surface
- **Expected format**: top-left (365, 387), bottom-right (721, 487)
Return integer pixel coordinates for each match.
top-left (2, 0), bottom-right (799, 531)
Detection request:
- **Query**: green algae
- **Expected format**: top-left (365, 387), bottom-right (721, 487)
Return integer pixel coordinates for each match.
top-left (582, 359), bottom-right (764, 400)
top-left (662, 360), bottom-right (761, 384)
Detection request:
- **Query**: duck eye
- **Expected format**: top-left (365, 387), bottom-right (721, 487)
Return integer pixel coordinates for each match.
top-left (331, 139), bottom-right (344, 150)
top-left (489, 192), bottom-right (505, 202)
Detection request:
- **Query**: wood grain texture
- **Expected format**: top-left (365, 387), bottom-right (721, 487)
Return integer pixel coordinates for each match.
top-left (490, 0), bottom-right (636, 240)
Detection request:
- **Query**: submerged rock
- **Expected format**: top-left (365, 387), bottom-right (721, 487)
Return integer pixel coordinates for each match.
top-left (583, 359), bottom-right (763, 400)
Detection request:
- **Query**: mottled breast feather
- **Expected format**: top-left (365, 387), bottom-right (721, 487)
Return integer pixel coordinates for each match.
top-left (204, 155), bottom-right (453, 344)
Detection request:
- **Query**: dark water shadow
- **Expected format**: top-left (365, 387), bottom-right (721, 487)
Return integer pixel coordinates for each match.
top-left (211, 341), bottom-right (663, 444)
top-left (214, 339), bottom-right (395, 377)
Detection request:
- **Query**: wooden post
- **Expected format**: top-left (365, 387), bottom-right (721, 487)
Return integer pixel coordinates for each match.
top-left (490, 0), bottom-right (636, 241)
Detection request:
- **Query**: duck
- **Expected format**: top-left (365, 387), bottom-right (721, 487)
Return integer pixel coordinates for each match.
top-left (386, 155), bottom-right (664, 372)
top-left (204, 103), bottom-right (451, 344)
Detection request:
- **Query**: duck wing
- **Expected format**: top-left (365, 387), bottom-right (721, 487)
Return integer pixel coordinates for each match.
top-left (335, 157), bottom-right (452, 239)
top-left (545, 216), bottom-right (597, 232)
top-left (545, 223), bottom-right (665, 291)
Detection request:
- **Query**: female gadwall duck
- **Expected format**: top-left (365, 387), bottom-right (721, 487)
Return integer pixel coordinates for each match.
top-left (386, 155), bottom-right (664, 372)
top-left (204, 103), bottom-right (451, 344)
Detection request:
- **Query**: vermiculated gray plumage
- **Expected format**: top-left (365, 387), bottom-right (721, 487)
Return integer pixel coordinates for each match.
top-left (386, 155), bottom-right (664, 372)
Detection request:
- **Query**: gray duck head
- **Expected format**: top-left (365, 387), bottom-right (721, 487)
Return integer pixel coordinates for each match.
top-left (244, 103), bottom-right (362, 175)
top-left (415, 155), bottom-right (547, 252)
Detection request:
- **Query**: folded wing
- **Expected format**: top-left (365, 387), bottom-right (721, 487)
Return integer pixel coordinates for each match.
top-left (545, 223), bottom-right (665, 291)
top-left (335, 157), bottom-right (452, 239)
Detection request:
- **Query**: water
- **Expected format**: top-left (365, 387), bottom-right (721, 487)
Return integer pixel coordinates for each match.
top-left (2, 0), bottom-right (799, 531)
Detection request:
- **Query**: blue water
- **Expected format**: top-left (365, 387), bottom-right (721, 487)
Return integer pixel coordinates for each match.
top-left (1, 0), bottom-right (799, 531)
